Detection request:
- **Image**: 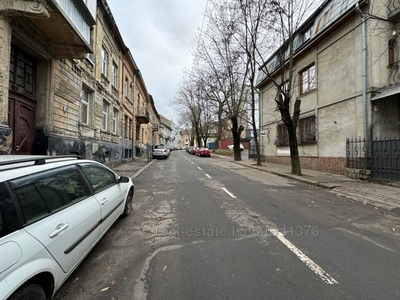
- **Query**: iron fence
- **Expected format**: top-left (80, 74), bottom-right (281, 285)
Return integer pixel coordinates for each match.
top-left (346, 137), bottom-right (370, 170)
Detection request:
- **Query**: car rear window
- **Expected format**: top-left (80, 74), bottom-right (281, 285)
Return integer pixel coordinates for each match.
top-left (0, 182), bottom-right (19, 238)
top-left (154, 145), bottom-right (165, 149)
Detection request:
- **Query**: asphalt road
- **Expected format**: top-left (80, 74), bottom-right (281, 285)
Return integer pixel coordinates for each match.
top-left (54, 150), bottom-right (400, 300)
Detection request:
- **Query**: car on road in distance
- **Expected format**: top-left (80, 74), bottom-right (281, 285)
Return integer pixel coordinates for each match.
top-left (153, 144), bottom-right (170, 159)
top-left (227, 143), bottom-right (244, 151)
top-left (190, 147), bottom-right (197, 155)
top-left (0, 155), bottom-right (134, 300)
top-left (196, 147), bottom-right (211, 157)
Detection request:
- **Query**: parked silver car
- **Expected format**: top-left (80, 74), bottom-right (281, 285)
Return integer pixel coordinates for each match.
top-left (152, 144), bottom-right (170, 159)
top-left (0, 155), bottom-right (134, 300)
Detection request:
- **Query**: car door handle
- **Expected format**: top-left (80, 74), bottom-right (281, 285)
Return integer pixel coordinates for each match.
top-left (100, 198), bottom-right (108, 205)
top-left (49, 223), bottom-right (69, 238)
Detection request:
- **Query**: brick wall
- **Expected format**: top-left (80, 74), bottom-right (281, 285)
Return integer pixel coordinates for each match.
top-left (265, 156), bottom-right (346, 175)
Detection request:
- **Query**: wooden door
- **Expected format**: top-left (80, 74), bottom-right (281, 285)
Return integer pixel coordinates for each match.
top-left (8, 95), bottom-right (35, 154)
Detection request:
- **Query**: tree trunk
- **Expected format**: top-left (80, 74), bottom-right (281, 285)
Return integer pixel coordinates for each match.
top-left (287, 122), bottom-right (302, 175)
top-left (230, 116), bottom-right (243, 161)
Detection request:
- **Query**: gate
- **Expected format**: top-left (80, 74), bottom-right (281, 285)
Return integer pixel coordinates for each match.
top-left (248, 141), bottom-right (263, 159)
top-left (370, 117), bottom-right (400, 181)
top-left (371, 139), bottom-right (400, 180)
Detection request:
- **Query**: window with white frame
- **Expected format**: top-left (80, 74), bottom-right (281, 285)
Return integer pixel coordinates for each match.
top-left (102, 101), bottom-right (109, 130)
top-left (300, 64), bottom-right (316, 95)
top-left (111, 62), bottom-right (118, 87)
top-left (124, 77), bottom-right (129, 98)
top-left (81, 88), bottom-right (91, 125)
top-left (101, 47), bottom-right (108, 77)
top-left (112, 108), bottom-right (118, 134)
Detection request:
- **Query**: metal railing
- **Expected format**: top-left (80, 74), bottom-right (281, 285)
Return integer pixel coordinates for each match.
top-left (346, 137), bottom-right (370, 169)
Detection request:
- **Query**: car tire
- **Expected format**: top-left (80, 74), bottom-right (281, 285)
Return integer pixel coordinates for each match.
top-left (122, 190), bottom-right (133, 217)
top-left (9, 284), bottom-right (46, 300)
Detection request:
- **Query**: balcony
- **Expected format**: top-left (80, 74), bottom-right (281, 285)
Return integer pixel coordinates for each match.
top-left (1, 0), bottom-right (95, 58)
top-left (135, 108), bottom-right (150, 124)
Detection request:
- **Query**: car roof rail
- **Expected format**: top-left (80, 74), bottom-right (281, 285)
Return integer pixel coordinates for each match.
top-left (0, 155), bottom-right (85, 169)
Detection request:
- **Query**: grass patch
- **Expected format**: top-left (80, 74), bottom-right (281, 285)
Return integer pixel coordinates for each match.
top-left (212, 149), bottom-right (233, 157)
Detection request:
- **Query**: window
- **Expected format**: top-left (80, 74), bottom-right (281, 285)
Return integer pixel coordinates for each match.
top-left (276, 124), bottom-right (289, 146)
top-left (124, 77), bottom-right (129, 98)
top-left (124, 116), bottom-right (132, 139)
top-left (315, 10), bottom-right (330, 34)
top-left (300, 64), bottom-right (316, 95)
top-left (112, 108), bottom-right (118, 134)
top-left (78, 164), bottom-right (116, 193)
top-left (111, 62), bottom-right (118, 87)
top-left (0, 182), bottom-right (19, 238)
top-left (299, 116), bottom-right (316, 144)
top-left (130, 83), bottom-right (133, 100)
top-left (302, 26), bottom-right (313, 42)
top-left (81, 88), bottom-right (91, 125)
top-left (102, 101), bottom-right (109, 131)
top-left (124, 115), bottom-right (129, 138)
top-left (101, 47), bottom-right (108, 76)
top-left (11, 166), bottom-right (88, 224)
top-left (389, 37), bottom-right (397, 66)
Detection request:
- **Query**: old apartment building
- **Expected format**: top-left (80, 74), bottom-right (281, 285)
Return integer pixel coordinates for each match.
top-left (258, 0), bottom-right (400, 180)
top-left (0, 0), bottom-right (160, 163)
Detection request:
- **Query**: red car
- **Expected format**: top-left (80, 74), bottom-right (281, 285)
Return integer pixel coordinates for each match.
top-left (196, 147), bottom-right (211, 157)
top-left (191, 147), bottom-right (197, 155)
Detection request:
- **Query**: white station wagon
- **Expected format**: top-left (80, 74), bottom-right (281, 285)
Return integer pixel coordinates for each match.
top-left (0, 155), bottom-right (134, 300)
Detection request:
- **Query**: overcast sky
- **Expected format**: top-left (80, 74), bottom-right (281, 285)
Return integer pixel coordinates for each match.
top-left (107, 0), bottom-right (208, 125)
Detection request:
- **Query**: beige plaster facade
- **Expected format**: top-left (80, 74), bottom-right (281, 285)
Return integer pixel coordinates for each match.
top-left (258, 0), bottom-right (400, 176)
top-left (0, 0), bottom-right (162, 163)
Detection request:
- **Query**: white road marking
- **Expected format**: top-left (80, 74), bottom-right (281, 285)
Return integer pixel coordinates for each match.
top-left (221, 187), bottom-right (237, 198)
top-left (268, 228), bottom-right (339, 285)
top-left (205, 173), bottom-right (212, 179)
top-left (197, 166), bottom-right (202, 170)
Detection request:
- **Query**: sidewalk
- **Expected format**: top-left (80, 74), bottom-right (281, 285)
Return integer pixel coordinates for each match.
top-left (230, 157), bottom-right (400, 215)
top-left (109, 156), bottom-right (154, 179)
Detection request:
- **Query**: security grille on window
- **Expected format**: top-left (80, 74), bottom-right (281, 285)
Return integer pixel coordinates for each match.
top-left (300, 64), bottom-right (316, 95)
top-left (81, 89), bottom-right (90, 124)
top-left (299, 116), bottom-right (316, 144)
top-left (101, 47), bottom-right (108, 77)
top-left (102, 101), bottom-right (109, 130)
top-left (276, 124), bottom-right (289, 146)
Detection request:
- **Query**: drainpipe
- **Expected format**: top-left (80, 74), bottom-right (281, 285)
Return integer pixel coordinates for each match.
top-left (356, 3), bottom-right (368, 140)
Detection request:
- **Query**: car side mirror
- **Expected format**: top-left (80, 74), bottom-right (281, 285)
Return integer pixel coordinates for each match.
top-left (118, 176), bottom-right (130, 183)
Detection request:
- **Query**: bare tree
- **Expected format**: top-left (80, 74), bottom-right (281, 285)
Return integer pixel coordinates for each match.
top-left (233, 0), bottom-right (275, 165)
top-left (197, 0), bottom-right (250, 161)
top-left (256, 0), bottom-right (321, 175)
top-left (172, 74), bottom-right (203, 147)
